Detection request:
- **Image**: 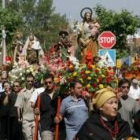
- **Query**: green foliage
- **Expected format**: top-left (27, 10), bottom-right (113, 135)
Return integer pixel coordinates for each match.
top-left (0, 6), bottom-right (23, 44)
top-left (94, 5), bottom-right (140, 51)
top-left (0, 0), bottom-right (68, 52)
top-left (116, 49), bottom-right (129, 59)
top-left (19, 0), bottom-right (68, 49)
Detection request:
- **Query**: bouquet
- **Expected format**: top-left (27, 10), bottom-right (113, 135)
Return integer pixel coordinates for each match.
top-left (55, 61), bottom-right (118, 93)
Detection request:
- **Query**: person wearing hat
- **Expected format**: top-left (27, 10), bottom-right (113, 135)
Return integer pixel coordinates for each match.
top-left (128, 78), bottom-right (140, 102)
top-left (58, 30), bottom-right (70, 48)
top-left (76, 87), bottom-right (131, 140)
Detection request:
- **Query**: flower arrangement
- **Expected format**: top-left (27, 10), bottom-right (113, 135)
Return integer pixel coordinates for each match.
top-left (127, 61), bottom-right (140, 74)
top-left (124, 61), bottom-right (140, 80)
top-left (9, 62), bottom-right (47, 84)
top-left (55, 61), bottom-right (118, 93)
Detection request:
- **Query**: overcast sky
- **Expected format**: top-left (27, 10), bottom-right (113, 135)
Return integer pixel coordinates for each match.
top-left (53, 0), bottom-right (140, 21)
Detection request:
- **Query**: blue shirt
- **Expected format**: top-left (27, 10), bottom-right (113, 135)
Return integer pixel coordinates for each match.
top-left (60, 95), bottom-right (88, 140)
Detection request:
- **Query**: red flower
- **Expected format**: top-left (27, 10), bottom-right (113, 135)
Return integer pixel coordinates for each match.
top-left (81, 71), bottom-right (85, 75)
top-left (112, 72), bottom-right (115, 75)
top-left (66, 60), bottom-right (71, 67)
top-left (93, 83), bottom-right (97, 88)
top-left (82, 75), bottom-right (87, 79)
top-left (108, 67), bottom-right (112, 70)
top-left (88, 64), bottom-right (92, 70)
top-left (106, 77), bottom-right (112, 83)
top-left (98, 77), bottom-right (102, 82)
top-left (58, 73), bottom-right (62, 76)
top-left (85, 87), bottom-right (89, 92)
top-left (69, 77), bottom-right (73, 82)
top-left (106, 71), bottom-right (110, 76)
top-left (95, 69), bottom-right (99, 74)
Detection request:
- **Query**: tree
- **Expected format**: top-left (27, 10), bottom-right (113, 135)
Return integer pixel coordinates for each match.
top-left (94, 5), bottom-right (140, 58)
top-left (0, 5), bottom-right (23, 44)
top-left (15, 0), bottom-right (68, 49)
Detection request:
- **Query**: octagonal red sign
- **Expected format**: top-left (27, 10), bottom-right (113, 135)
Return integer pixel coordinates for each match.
top-left (98, 31), bottom-right (116, 49)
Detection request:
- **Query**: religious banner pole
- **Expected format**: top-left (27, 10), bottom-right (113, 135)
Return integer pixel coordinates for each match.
top-left (55, 96), bottom-right (61, 140)
top-left (34, 95), bottom-right (41, 140)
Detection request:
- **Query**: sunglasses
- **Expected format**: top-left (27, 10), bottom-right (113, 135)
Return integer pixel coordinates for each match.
top-left (121, 86), bottom-right (130, 89)
top-left (44, 81), bottom-right (53, 84)
top-left (27, 80), bottom-right (34, 83)
top-left (13, 85), bottom-right (20, 87)
top-left (2, 78), bottom-right (7, 80)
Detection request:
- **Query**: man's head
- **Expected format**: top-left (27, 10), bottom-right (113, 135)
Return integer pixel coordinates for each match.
top-left (26, 73), bottom-right (34, 88)
top-left (132, 78), bottom-right (138, 88)
top-left (43, 73), bottom-right (54, 90)
top-left (70, 80), bottom-right (83, 97)
top-left (118, 79), bottom-right (130, 97)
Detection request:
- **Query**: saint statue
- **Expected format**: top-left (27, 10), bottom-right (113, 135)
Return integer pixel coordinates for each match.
top-left (78, 7), bottom-right (100, 63)
top-left (53, 31), bottom-right (74, 58)
top-left (12, 32), bottom-right (23, 63)
top-left (22, 34), bottom-right (44, 65)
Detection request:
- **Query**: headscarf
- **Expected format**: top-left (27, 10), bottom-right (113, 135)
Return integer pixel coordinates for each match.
top-left (93, 87), bottom-right (117, 110)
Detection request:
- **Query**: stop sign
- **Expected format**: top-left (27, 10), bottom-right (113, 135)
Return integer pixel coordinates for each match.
top-left (98, 31), bottom-right (116, 49)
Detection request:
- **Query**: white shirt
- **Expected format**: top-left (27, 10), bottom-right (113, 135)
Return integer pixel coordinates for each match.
top-left (128, 86), bottom-right (140, 100)
top-left (0, 83), bottom-right (4, 92)
top-left (30, 87), bottom-right (45, 104)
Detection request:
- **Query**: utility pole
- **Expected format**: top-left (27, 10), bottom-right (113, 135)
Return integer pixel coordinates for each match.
top-left (1, 0), bottom-right (7, 65)
top-left (2, 0), bottom-right (5, 9)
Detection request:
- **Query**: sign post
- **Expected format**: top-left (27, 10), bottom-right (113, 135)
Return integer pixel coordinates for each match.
top-left (98, 31), bottom-right (116, 49)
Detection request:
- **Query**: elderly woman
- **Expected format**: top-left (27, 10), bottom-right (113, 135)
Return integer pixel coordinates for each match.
top-left (76, 88), bottom-right (131, 140)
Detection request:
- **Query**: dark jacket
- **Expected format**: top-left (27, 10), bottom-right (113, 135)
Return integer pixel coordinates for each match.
top-left (133, 110), bottom-right (140, 139)
top-left (40, 90), bottom-right (58, 132)
top-left (77, 111), bottom-right (131, 140)
top-left (0, 92), bottom-right (9, 118)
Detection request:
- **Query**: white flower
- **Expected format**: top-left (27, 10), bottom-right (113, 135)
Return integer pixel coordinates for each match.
top-left (69, 56), bottom-right (80, 69)
top-left (19, 73), bottom-right (22, 76)
top-left (13, 62), bottom-right (18, 67)
top-left (21, 77), bottom-right (25, 81)
top-left (26, 69), bottom-right (30, 73)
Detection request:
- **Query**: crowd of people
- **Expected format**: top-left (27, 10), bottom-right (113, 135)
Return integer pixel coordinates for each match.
top-left (0, 70), bottom-right (140, 140)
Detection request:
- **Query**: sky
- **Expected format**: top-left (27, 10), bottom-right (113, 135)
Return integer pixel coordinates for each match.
top-left (53, 0), bottom-right (140, 21)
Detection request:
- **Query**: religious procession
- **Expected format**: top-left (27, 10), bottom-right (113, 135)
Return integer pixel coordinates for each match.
top-left (0, 1), bottom-right (140, 140)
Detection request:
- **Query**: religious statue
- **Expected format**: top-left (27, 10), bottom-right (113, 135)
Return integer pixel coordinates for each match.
top-left (22, 34), bottom-right (44, 65)
top-left (53, 30), bottom-right (75, 58)
top-left (12, 32), bottom-right (23, 63)
top-left (78, 7), bottom-right (100, 63)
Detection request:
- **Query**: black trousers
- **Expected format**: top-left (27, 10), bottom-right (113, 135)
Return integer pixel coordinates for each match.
top-left (8, 116), bottom-right (22, 140)
top-left (0, 116), bottom-right (9, 140)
